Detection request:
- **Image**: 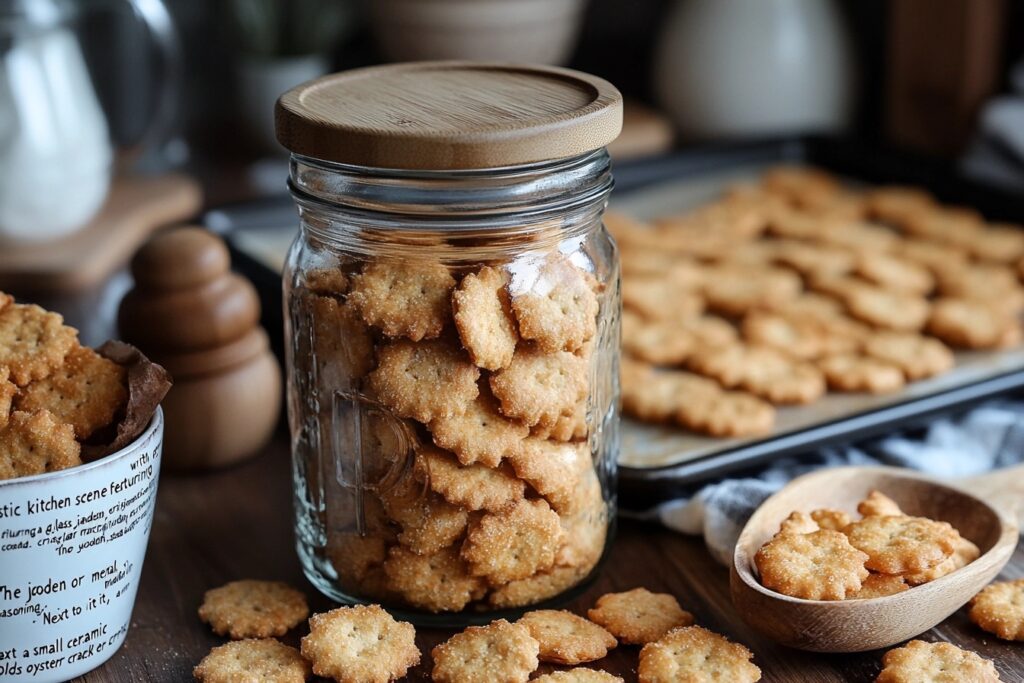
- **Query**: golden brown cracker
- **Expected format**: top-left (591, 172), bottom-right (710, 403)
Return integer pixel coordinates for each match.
top-left (0, 302), bottom-right (77, 386)
top-left (970, 223), bottom-right (1024, 264)
top-left (863, 331), bottom-right (954, 381)
top-left (875, 640), bottom-right (1001, 683)
top-left (854, 253), bottom-right (934, 295)
top-left (846, 573), bottom-right (909, 600)
top-left (702, 265), bottom-right (802, 317)
top-left (15, 345), bottom-right (127, 440)
top-left (844, 515), bottom-right (958, 575)
top-left (969, 578), bottom-right (1024, 641)
top-left (416, 445), bottom-right (525, 512)
top-left (311, 294), bottom-right (376, 384)
top-left (902, 536), bottom-right (980, 586)
top-left (488, 566), bottom-right (587, 609)
top-left (379, 474), bottom-right (468, 556)
top-left (0, 409), bottom-right (81, 480)
top-left (431, 619), bottom-right (539, 683)
top-left (300, 605), bottom-right (420, 683)
top-left (532, 670), bottom-right (623, 683)
top-left (858, 491), bottom-right (904, 517)
top-left (453, 265), bottom-right (519, 370)
top-left (587, 588), bottom-right (694, 645)
top-left (507, 438), bottom-right (589, 514)
top-left (778, 511), bottom-right (819, 535)
top-left (637, 626), bottom-right (761, 683)
top-left (818, 354), bottom-right (906, 394)
top-left (193, 639), bottom-right (311, 683)
top-left (0, 367), bottom-right (14, 428)
top-left (383, 545), bottom-right (484, 613)
top-left (428, 388), bottom-right (529, 468)
top-left (304, 267), bottom-right (349, 296)
top-left (462, 498), bottom-right (562, 585)
top-left (621, 363), bottom-right (721, 424)
top-left (490, 347), bottom-right (587, 427)
top-left (842, 286), bottom-right (931, 332)
top-left (510, 253), bottom-right (598, 354)
top-left (676, 389), bottom-right (776, 438)
top-left (755, 529), bottom-right (869, 600)
top-left (348, 258), bottom-right (455, 341)
top-left (927, 297), bottom-right (1021, 349)
top-left (517, 610), bottom-right (616, 665)
top-left (811, 508), bottom-right (853, 532)
top-left (198, 580), bottom-right (308, 640)
top-left (367, 338), bottom-right (480, 423)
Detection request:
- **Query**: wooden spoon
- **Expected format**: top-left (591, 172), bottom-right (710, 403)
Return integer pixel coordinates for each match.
top-left (730, 464), bottom-right (1024, 652)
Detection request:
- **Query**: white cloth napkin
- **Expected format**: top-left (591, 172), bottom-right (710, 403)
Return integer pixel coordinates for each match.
top-left (635, 401), bottom-right (1024, 565)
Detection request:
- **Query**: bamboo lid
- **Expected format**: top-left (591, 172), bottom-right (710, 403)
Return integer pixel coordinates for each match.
top-left (275, 61), bottom-right (623, 170)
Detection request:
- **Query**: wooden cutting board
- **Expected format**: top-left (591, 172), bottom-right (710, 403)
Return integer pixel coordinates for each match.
top-left (0, 173), bottom-right (202, 291)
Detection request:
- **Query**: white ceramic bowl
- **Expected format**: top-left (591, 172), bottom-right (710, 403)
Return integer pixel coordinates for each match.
top-left (0, 409), bottom-right (163, 683)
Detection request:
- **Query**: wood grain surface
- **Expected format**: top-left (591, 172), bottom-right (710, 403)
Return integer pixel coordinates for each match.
top-left (77, 431), bottom-right (1024, 682)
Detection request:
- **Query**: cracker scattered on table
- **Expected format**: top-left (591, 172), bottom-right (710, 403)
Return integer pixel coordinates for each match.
top-left (969, 578), bottom-right (1024, 641)
top-left (462, 498), bottom-right (562, 585)
top-left (367, 338), bottom-right (480, 423)
top-left (348, 258), bottom-right (455, 341)
top-left (431, 619), bottom-right (540, 683)
top-left (428, 389), bottom-right (529, 468)
top-left (15, 345), bottom-right (128, 440)
top-left (587, 588), bottom-right (694, 645)
top-left (517, 609), bottom-right (616, 665)
top-left (193, 639), bottom-right (310, 683)
top-left (857, 490), bottom-right (904, 517)
top-left (490, 347), bottom-right (587, 427)
top-left (198, 580), bottom-right (308, 640)
top-left (818, 354), bottom-right (906, 394)
top-left (510, 253), bottom-right (598, 354)
top-left (300, 605), bottom-right (420, 683)
top-left (863, 332), bottom-right (954, 381)
top-left (0, 409), bottom-right (81, 480)
top-left (637, 625), bottom-right (761, 683)
top-left (875, 640), bottom-right (1001, 683)
top-left (453, 265), bottom-right (519, 370)
top-left (844, 515), bottom-right (958, 575)
top-left (532, 669), bottom-right (624, 683)
top-left (383, 546), bottom-right (484, 613)
top-left (755, 529), bottom-right (869, 600)
top-left (416, 445), bottom-right (525, 512)
top-left (0, 302), bottom-right (78, 386)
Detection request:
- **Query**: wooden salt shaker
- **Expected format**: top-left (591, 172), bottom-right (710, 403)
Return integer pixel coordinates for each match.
top-left (119, 227), bottom-right (281, 470)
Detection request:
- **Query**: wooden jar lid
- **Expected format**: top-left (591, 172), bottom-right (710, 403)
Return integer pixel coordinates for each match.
top-left (275, 61), bottom-right (623, 170)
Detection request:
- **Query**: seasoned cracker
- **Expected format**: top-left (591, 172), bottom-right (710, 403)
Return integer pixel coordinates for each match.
top-left (863, 332), bottom-right (954, 381)
top-left (621, 363), bottom-right (721, 424)
top-left (622, 277), bottom-right (705, 321)
top-left (488, 566), bottom-right (587, 609)
top-left (865, 186), bottom-right (935, 227)
top-left (0, 367), bottom-right (15, 428)
top-left (431, 619), bottom-right (539, 683)
top-left (532, 670), bottom-right (623, 683)
top-left (518, 610), bottom-right (616, 665)
top-left (15, 345), bottom-right (127, 440)
top-left (428, 389), bottom-right (528, 467)
top-left (895, 238), bottom-right (969, 274)
top-left (811, 508), bottom-right (853, 532)
top-left (875, 640), bottom-right (1001, 683)
top-left (934, 263), bottom-right (1024, 311)
top-left (622, 319), bottom-right (697, 366)
top-left (857, 490), bottom-right (904, 517)
top-left (304, 267), bottom-right (349, 296)
top-left (532, 399), bottom-right (587, 442)
top-left (489, 347), bottom-right (587, 427)
top-left (818, 354), bottom-right (905, 394)
top-left (854, 253), bottom-right (934, 295)
top-left (969, 578), bottom-right (1024, 641)
top-left (676, 389), bottom-right (776, 437)
top-left (554, 468), bottom-right (606, 570)
top-left (687, 344), bottom-right (825, 405)
top-left (453, 265), bottom-right (519, 370)
top-left (0, 302), bottom-right (77, 386)
top-left (755, 529), bottom-right (869, 600)
top-left (819, 220), bottom-right (899, 254)
top-left (702, 265), bottom-right (802, 317)
top-left (842, 286), bottom-right (931, 332)
top-left (847, 573), bottom-right (909, 599)
top-left (507, 438), bottom-right (588, 514)
top-left (379, 474), bottom-right (468, 555)
top-left (327, 533), bottom-right (392, 600)
top-left (416, 445), bottom-right (525, 512)
top-left (771, 240), bottom-right (857, 281)
top-left (348, 258), bottom-right (455, 341)
top-left (844, 515), bottom-right (958, 574)
top-left (383, 545), bottom-right (484, 612)
top-left (902, 535), bottom-right (980, 586)
top-left (510, 253), bottom-right (598, 353)
top-left (0, 409), bottom-right (81, 480)
top-left (198, 580), bottom-right (308, 639)
top-left (462, 498), bottom-right (562, 584)
top-left (311, 295), bottom-right (375, 384)
top-left (301, 605), bottom-right (419, 683)
top-left (193, 639), bottom-right (310, 683)
top-left (637, 625), bottom-right (761, 683)
top-left (779, 511), bottom-right (819, 535)
top-left (587, 588), bottom-right (694, 645)
top-left (367, 338), bottom-right (480, 423)
top-left (741, 312), bottom-right (827, 360)
top-left (927, 297), bottom-right (1021, 349)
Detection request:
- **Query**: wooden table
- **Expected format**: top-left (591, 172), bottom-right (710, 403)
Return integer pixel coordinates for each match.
top-left (79, 432), bottom-right (1024, 682)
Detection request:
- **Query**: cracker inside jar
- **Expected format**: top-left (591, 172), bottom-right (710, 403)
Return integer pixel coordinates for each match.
top-left (300, 253), bottom-right (614, 613)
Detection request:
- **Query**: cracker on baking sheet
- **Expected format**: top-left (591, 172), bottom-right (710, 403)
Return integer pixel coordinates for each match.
top-left (818, 354), bottom-right (906, 395)
top-left (927, 297), bottom-right (1022, 349)
top-left (453, 265), bottom-right (519, 370)
top-left (431, 619), bottom-right (539, 683)
top-left (637, 625), bottom-right (761, 683)
top-left (875, 640), bottom-right (1001, 683)
top-left (193, 639), bottom-right (310, 683)
top-left (586, 588), bottom-right (694, 645)
top-left (347, 258), bottom-right (455, 341)
top-left (198, 580), bottom-right (308, 640)
top-left (300, 605), bottom-right (420, 683)
top-left (863, 331), bottom-right (954, 381)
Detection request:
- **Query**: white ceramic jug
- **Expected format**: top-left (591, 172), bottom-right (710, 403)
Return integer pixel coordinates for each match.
top-left (654, 0), bottom-right (854, 140)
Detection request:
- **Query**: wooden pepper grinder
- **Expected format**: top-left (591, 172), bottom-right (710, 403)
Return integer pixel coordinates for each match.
top-left (118, 227), bottom-right (282, 470)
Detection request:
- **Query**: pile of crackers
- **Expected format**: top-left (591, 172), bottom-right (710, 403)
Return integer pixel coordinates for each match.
top-left (0, 293), bottom-right (127, 480)
top-left (291, 250), bottom-right (610, 612)
top-left (613, 166), bottom-right (1024, 438)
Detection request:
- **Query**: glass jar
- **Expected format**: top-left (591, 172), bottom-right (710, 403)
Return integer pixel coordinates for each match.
top-left (276, 62), bottom-right (623, 624)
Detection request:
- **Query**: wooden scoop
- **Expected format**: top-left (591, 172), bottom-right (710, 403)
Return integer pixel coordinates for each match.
top-left (730, 464), bottom-right (1024, 652)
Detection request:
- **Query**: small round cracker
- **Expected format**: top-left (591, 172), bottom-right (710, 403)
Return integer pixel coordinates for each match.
top-left (0, 367), bottom-right (15, 429)
top-left (969, 578), bottom-right (1024, 641)
top-left (383, 545), bottom-right (484, 613)
top-left (453, 265), bottom-right (519, 370)
top-left (462, 499), bottom-right (562, 585)
top-left (586, 588), bottom-right (694, 645)
top-left (489, 347), bottom-right (587, 428)
top-left (510, 253), bottom-right (598, 354)
top-left (416, 445), bottom-right (525, 512)
top-left (854, 253), bottom-right (934, 295)
top-left (198, 580), bottom-right (308, 640)
top-left (844, 515), bottom-right (958, 575)
top-left (348, 258), bottom-right (455, 341)
top-left (428, 389), bottom-right (529, 468)
top-left (0, 409), bottom-right (81, 480)
top-left (0, 302), bottom-right (77, 386)
top-left (367, 338), bottom-right (480, 424)
top-left (300, 605), bottom-right (420, 683)
top-left (902, 535), bottom-right (980, 586)
top-left (431, 619), bottom-right (539, 683)
top-left (755, 529), bottom-right (869, 600)
top-left (875, 640), bottom-right (1000, 683)
top-left (811, 508), bottom-right (853, 532)
top-left (517, 610), bottom-right (616, 665)
top-left (637, 626), bottom-right (761, 683)
top-left (193, 639), bottom-right (310, 683)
